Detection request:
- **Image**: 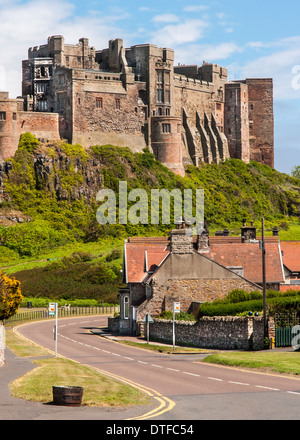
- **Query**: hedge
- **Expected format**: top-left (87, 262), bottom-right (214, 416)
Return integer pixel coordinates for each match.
top-left (199, 295), bottom-right (300, 317)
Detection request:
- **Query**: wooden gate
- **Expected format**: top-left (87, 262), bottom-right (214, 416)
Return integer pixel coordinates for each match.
top-left (274, 313), bottom-right (300, 347)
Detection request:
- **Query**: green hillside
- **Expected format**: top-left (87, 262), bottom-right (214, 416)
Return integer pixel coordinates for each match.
top-left (0, 133), bottom-right (299, 302)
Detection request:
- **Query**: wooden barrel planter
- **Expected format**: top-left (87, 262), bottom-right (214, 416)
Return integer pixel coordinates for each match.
top-left (52, 386), bottom-right (84, 407)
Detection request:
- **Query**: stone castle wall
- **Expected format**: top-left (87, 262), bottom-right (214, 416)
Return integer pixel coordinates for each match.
top-left (0, 37), bottom-right (275, 173)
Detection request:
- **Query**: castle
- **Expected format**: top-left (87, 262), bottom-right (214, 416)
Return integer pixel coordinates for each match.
top-left (0, 35), bottom-right (274, 176)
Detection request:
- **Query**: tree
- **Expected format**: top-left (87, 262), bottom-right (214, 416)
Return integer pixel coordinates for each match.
top-left (291, 165), bottom-right (300, 179)
top-left (0, 271), bottom-right (23, 322)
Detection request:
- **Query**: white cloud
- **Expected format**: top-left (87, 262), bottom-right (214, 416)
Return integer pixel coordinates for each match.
top-left (236, 38), bottom-right (300, 100)
top-left (150, 19), bottom-right (209, 48)
top-left (183, 5), bottom-right (209, 12)
top-left (152, 14), bottom-right (179, 23)
top-left (175, 42), bottom-right (242, 65)
top-left (0, 0), bottom-right (130, 97)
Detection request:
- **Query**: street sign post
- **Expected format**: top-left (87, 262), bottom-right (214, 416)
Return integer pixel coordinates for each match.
top-left (49, 302), bottom-right (58, 356)
top-left (173, 302), bottom-right (180, 351)
top-left (143, 313), bottom-right (154, 344)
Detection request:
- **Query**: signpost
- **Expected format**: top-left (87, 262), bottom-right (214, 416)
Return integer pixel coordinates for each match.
top-left (143, 313), bottom-right (154, 344)
top-left (49, 302), bottom-right (58, 357)
top-left (173, 302), bottom-right (180, 351)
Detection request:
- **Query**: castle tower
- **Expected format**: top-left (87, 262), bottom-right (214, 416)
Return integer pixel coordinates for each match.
top-left (224, 82), bottom-right (250, 163)
top-left (151, 115), bottom-right (185, 177)
top-left (0, 92), bottom-right (22, 160)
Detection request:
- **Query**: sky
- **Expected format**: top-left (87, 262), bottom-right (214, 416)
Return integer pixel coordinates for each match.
top-left (0, 0), bottom-right (300, 174)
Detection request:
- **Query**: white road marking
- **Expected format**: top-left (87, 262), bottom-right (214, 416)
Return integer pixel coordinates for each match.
top-left (255, 385), bottom-right (280, 391)
top-left (229, 381), bottom-right (249, 386)
top-left (286, 391), bottom-right (300, 395)
top-left (151, 364), bottom-right (163, 368)
top-left (183, 372), bottom-right (200, 377)
top-left (167, 368), bottom-right (180, 372)
top-left (207, 377), bottom-right (223, 382)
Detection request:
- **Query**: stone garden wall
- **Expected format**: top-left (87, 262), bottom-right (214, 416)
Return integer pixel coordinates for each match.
top-left (149, 316), bottom-right (266, 350)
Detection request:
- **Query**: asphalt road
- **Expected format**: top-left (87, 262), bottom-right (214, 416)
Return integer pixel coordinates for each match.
top-left (15, 316), bottom-right (300, 420)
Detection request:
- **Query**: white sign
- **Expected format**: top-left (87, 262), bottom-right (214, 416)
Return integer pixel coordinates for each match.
top-left (174, 302), bottom-right (180, 314)
top-left (49, 303), bottom-right (56, 316)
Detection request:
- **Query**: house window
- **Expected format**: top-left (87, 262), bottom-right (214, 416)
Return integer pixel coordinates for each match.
top-left (162, 123), bottom-right (171, 133)
top-left (115, 98), bottom-right (121, 110)
top-left (124, 296), bottom-right (129, 319)
top-left (96, 97), bottom-right (103, 109)
top-left (0, 112), bottom-right (6, 121)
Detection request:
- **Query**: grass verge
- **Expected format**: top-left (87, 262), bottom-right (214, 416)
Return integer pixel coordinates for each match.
top-left (9, 357), bottom-right (149, 407)
top-left (202, 351), bottom-right (300, 376)
top-left (5, 328), bottom-right (149, 407)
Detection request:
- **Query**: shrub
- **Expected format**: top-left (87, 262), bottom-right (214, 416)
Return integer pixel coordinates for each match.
top-left (18, 132), bottom-right (39, 153)
top-left (158, 311), bottom-right (196, 321)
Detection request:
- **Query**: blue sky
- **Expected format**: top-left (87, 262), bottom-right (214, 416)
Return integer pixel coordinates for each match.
top-left (1, 0), bottom-right (300, 174)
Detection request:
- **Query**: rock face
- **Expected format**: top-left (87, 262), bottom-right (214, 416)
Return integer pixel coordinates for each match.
top-left (0, 143), bottom-right (104, 207)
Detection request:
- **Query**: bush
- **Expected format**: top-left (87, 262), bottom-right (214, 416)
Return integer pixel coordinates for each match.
top-left (158, 311), bottom-right (196, 321)
top-left (18, 132), bottom-right (39, 153)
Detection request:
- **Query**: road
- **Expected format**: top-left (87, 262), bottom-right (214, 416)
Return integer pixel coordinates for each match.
top-left (17, 315), bottom-right (300, 420)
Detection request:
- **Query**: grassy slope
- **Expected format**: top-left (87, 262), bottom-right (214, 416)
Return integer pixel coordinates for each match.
top-left (0, 136), bottom-right (299, 301)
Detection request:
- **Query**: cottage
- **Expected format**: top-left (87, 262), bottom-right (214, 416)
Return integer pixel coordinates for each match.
top-left (117, 223), bottom-right (276, 335)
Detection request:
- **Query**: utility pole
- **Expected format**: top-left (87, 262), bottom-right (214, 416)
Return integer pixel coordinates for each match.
top-left (261, 218), bottom-right (267, 339)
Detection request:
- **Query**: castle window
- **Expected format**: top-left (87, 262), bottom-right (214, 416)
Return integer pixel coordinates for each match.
top-left (115, 98), bottom-right (121, 110)
top-left (162, 123), bottom-right (171, 133)
top-left (38, 100), bottom-right (48, 111)
top-left (250, 104), bottom-right (254, 110)
top-left (166, 108), bottom-right (170, 116)
top-left (228, 128), bottom-right (231, 134)
top-left (165, 88), bottom-right (170, 103)
top-left (13, 113), bottom-right (17, 121)
top-left (158, 107), bottom-right (163, 116)
top-left (157, 87), bottom-right (163, 103)
top-left (36, 82), bottom-right (46, 93)
top-left (157, 71), bottom-right (163, 84)
top-left (0, 112), bottom-right (6, 121)
top-left (216, 103), bottom-right (222, 110)
top-left (96, 97), bottom-right (103, 109)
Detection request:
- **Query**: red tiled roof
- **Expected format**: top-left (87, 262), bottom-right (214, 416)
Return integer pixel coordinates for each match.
top-left (280, 241), bottom-right (300, 273)
top-left (125, 241), bottom-right (169, 283)
top-left (280, 285), bottom-right (300, 292)
top-left (124, 236), bottom-right (285, 285)
top-left (209, 241), bottom-right (284, 283)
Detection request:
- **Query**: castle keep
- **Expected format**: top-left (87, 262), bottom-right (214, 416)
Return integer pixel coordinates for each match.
top-left (0, 36), bottom-right (274, 175)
